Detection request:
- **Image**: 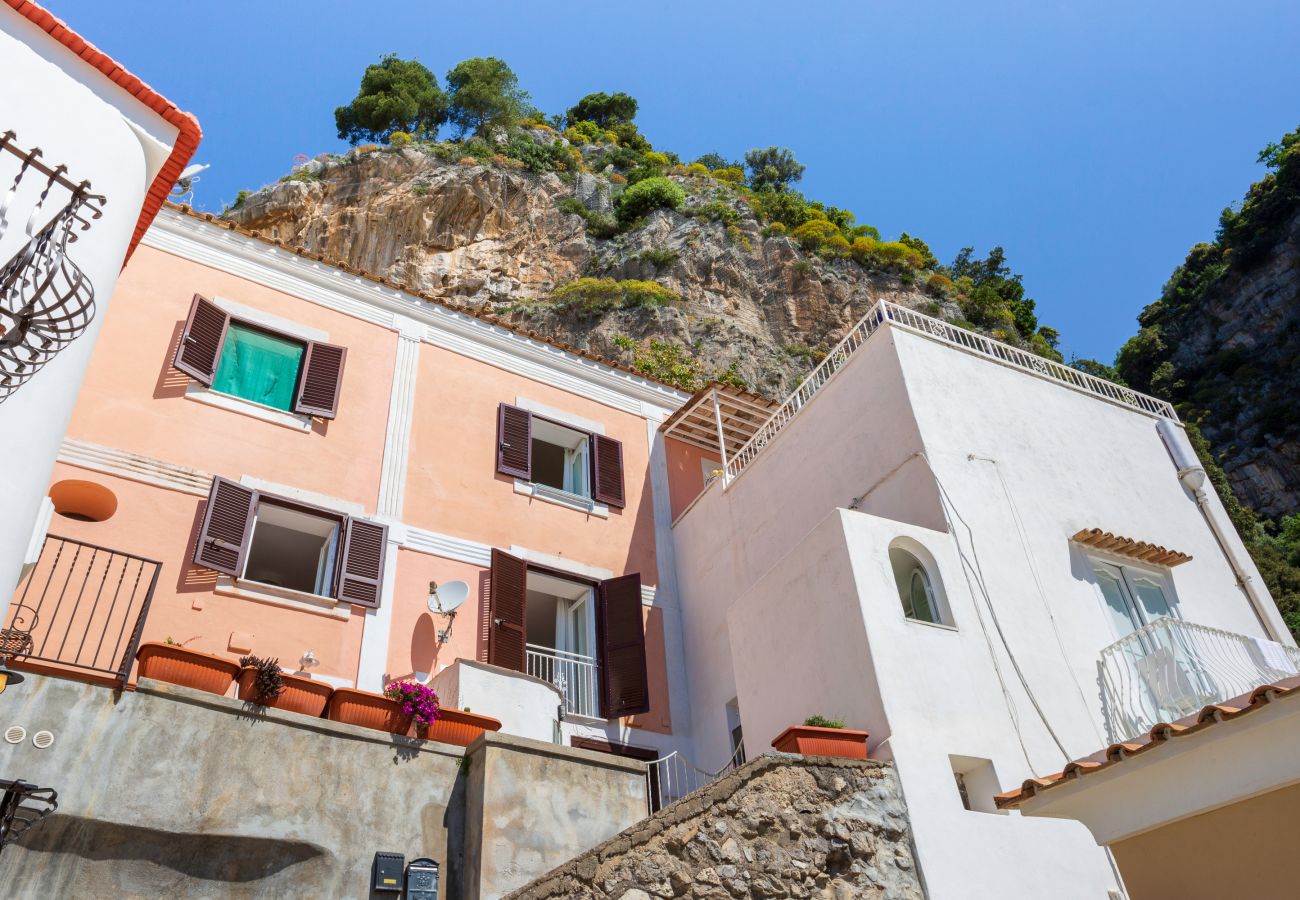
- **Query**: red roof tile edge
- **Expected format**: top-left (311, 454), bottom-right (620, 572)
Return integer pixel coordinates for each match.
top-left (995, 676), bottom-right (1300, 809)
top-left (6, 0), bottom-right (202, 264)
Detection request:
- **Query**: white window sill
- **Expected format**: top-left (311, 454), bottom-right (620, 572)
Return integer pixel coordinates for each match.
top-left (215, 576), bottom-right (352, 620)
top-left (513, 480), bottom-right (609, 518)
top-left (185, 385), bottom-right (312, 433)
top-left (904, 616), bottom-right (958, 632)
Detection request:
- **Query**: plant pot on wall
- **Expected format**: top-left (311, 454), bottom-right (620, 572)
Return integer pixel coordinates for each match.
top-left (237, 668), bottom-right (333, 717)
top-left (136, 643), bottom-right (239, 695)
top-left (417, 708), bottom-right (503, 746)
top-left (771, 725), bottom-right (869, 760)
top-left (326, 688), bottom-right (410, 735)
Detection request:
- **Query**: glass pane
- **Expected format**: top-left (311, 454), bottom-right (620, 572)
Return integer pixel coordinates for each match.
top-left (211, 323), bottom-right (305, 412)
top-left (1096, 569), bottom-right (1140, 636)
top-left (909, 569), bottom-right (936, 623)
top-left (1133, 579), bottom-right (1173, 622)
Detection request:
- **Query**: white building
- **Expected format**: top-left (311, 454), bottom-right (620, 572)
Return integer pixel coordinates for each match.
top-left (662, 302), bottom-right (1293, 898)
top-left (0, 1), bottom-right (200, 601)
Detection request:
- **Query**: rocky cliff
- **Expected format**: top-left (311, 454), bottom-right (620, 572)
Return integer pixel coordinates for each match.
top-left (225, 140), bottom-right (965, 398)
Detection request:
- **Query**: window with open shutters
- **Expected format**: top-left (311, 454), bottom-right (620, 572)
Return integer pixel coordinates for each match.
top-left (173, 294), bottom-right (347, 419)
top-left (192, 477), bottom-right (386, 607)
top-left (495, 402), bottom-right (625, 509)
top-left (488, 550), bottom-right (648, 719)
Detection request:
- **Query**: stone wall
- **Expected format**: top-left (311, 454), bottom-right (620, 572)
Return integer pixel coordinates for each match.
top-left (506, 754), bottom-right (925, 900)
top-left (0, 674), bottom-right (647, 898)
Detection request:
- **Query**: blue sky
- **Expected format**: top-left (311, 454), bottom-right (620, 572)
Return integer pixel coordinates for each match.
top-left (48, 0), bottom-right (1300, 363)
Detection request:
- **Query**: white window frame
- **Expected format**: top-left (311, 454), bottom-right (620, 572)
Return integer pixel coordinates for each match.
top-left (240, 497), bottom-right (344, 600)
top-left (1090, 556), bottom-right (1179, 640)
top-left (514, 414), bottom-right (610, 517)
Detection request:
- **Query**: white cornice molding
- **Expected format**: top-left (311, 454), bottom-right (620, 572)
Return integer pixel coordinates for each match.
top-left (59, 438), bottom-right (213, 496)
top-left (143, 210), bottom-right (688, 418)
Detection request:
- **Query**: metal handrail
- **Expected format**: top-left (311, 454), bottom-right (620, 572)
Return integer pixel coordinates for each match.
top-left (1099, 615), bottom-right (1300, 742)
top-left (723, 301), bottom-right (1177, 484)
top-left (645, 741), bottom-right (746, 813)
top-left (525, 644), bottom-right (600, 718)
top-left (5, 535), bottom-right (162, 688)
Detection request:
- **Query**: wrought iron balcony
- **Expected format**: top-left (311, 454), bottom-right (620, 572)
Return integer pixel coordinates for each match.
top-left (1099, 616), bottom-right (1300, 743)
top-left (525, 643), bottom-right (599, 719)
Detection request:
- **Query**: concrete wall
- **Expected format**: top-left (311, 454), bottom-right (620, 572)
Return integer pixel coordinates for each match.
top-left (432, 659), bottom-right (561, 743)
top-left (463, 732), bottom-right (648, 900)
top-left (0, 9), bottom-right (178, 603)
top-left (0, 674), bottom-right (648, 898)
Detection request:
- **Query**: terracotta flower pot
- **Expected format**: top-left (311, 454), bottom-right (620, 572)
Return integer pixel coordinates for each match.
top-left (237, 668), bottom-right (333, 717)
top-left (415, 708), bottom-right (503, 746)
top-left (326, 688), bottom-right (410, 735)
top-left (136, 642), bottom-right (239, 695)
top-left (771, 725), bottom-right (869, 760)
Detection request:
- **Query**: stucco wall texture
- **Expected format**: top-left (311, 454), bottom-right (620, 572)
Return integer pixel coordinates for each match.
top-left (0, 674), bottom-right (647, 899)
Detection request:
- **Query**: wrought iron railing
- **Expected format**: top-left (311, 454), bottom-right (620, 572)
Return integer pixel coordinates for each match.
top-left (0, 779), bottom-right (58, 857)
top-left (645, 742), bottom-right (747, 813)
top-left (1099, 616), bottom-right (1300, 743)
top-left (722, 301), bottom-right (1178, 484)
top-left (5, 535), bottom-right (161, 688)
top-left (526, 644), bottom-right (600, 719)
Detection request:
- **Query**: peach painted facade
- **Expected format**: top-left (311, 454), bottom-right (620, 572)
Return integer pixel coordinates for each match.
top-left (12, 206), bottom-right (690, 755)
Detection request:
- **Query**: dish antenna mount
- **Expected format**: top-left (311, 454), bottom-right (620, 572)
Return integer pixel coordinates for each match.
top-left (428, 580), bottom-right (469, 643)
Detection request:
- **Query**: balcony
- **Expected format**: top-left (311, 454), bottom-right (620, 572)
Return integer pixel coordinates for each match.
top-left (526, 644), bottom-right (599, 719)
top-left (1099, 616), bottom-right (1300, 743)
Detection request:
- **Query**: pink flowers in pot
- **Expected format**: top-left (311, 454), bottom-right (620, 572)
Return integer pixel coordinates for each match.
top-left (384, 680), bottom-right (441, 728)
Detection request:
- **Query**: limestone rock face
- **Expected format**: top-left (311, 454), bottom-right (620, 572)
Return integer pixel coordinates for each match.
top-left (226, 146), bottom-right (943, 397)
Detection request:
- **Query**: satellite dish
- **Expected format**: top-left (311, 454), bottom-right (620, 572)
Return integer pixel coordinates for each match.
top-left (429, 580), bottom-right (470, 615)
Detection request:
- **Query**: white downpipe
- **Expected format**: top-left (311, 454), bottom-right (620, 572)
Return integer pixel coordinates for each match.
top-left (1156, 420), bottom-right (1283, 642)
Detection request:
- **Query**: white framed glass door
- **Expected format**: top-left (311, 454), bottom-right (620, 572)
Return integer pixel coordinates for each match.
top-left (1092, 560), bottom-right (1175, 638)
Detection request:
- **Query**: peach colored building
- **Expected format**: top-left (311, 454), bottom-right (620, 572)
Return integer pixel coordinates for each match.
top-left (12, 203), bottom-right (691, 755)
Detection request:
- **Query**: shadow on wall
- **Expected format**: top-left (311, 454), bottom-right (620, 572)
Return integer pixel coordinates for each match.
top-left (178, 498), bottom-right (217, 594)
top-left (6, 814), bottom-right (327, 889)
top-left (152, 320), bottom-right (189, 400)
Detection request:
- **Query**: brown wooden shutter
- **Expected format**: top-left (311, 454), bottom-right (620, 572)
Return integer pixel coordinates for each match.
top-left (488, 548), bottom-right (528, 672)
top-left (173, 294), bottom-right (230, 385)
top-left (193, 477), bottom-right (256, 576)
top-left (591, 434), bottom-right (625, 508)
top-left (496, 403), bottom-right (533, 480)
top-left (598, 573), bottom-right (649, 717)
top-left (336, 518), bottom-right (387, 608)
top-left (294, 341), bottom-right (347, 419)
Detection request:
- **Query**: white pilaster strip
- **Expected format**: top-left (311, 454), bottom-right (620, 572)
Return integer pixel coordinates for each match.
top-left (355, 528), bottom-right (403, 692)
top-left (377, 323), bottom-right (422, 519)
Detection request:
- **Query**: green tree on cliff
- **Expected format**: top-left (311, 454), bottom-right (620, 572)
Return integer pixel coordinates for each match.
top-left (334, 55), bottom-right (447, 145)
top-left (566, 92), bottom-right (638, 128)
top-left (446, 57), bottom-right (531, 139)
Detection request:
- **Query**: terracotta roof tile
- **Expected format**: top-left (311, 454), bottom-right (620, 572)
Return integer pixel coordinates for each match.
top-left (995, 676), bottom-right (1300, 808)
top-left (6, 1), bottom-right (203, 263)
top-left (1071, 528), bottom-right (1192, 566)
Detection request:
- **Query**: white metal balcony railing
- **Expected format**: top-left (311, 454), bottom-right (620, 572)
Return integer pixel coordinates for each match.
top-left (722, 300), bottom-right (1178, 484)
top-left (526, 644), bottom-right (599, 719)
top-left (1099, 616), bottom-right (1300, 743)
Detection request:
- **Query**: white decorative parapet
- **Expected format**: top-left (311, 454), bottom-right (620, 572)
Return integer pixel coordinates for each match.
top-left (723, 301), bottom-right (1178, 484)
top-left (1099, 615), bottom-right (1300, 743)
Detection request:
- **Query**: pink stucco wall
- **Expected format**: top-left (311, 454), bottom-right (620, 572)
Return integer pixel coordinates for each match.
top-left (65, 246), bottom-right (395, 509)
top-left (404, 344), bottom-right (658, 583)
top-left (664, 436), bottom-right (721, 523)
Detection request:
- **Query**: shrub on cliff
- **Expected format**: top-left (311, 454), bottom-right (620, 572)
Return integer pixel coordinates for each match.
top-left (744, 146), bottom-right (805, 192)
top-left (566, 92), bottom-right (639, 128)
top-left (335, 55), bottom-right (448, 145)
top-left (617, 177), bottom-right (686, 225)
top-left (550, 278), bottom-right (680, 313)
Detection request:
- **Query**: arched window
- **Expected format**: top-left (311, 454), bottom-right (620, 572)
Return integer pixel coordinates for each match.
top-left (890, 542), bottom-right (950, 626)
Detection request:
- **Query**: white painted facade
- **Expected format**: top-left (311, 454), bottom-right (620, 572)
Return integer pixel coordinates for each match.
top-left (671, 320), bottom-right (1291, 897)
top-left (0, 8), bottom-right (183, 601)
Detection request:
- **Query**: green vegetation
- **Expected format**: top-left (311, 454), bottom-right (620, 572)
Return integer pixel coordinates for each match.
top-left (445, 57), bottom-right (531, 138)
top-left (566, 92), bottom-right (638, 128)
top-left (549, 278), bottom-right (680, 313)
top-left (638, 248), bottom-right (679, 270)
top-left (744, 146), bottom-right (805, 192)
top-left (803, 714), bottom-right (846, 729)
top-left (335, 55), bottom-right (447, 145)
top-left (617, 176), bottom-right (686, 225)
